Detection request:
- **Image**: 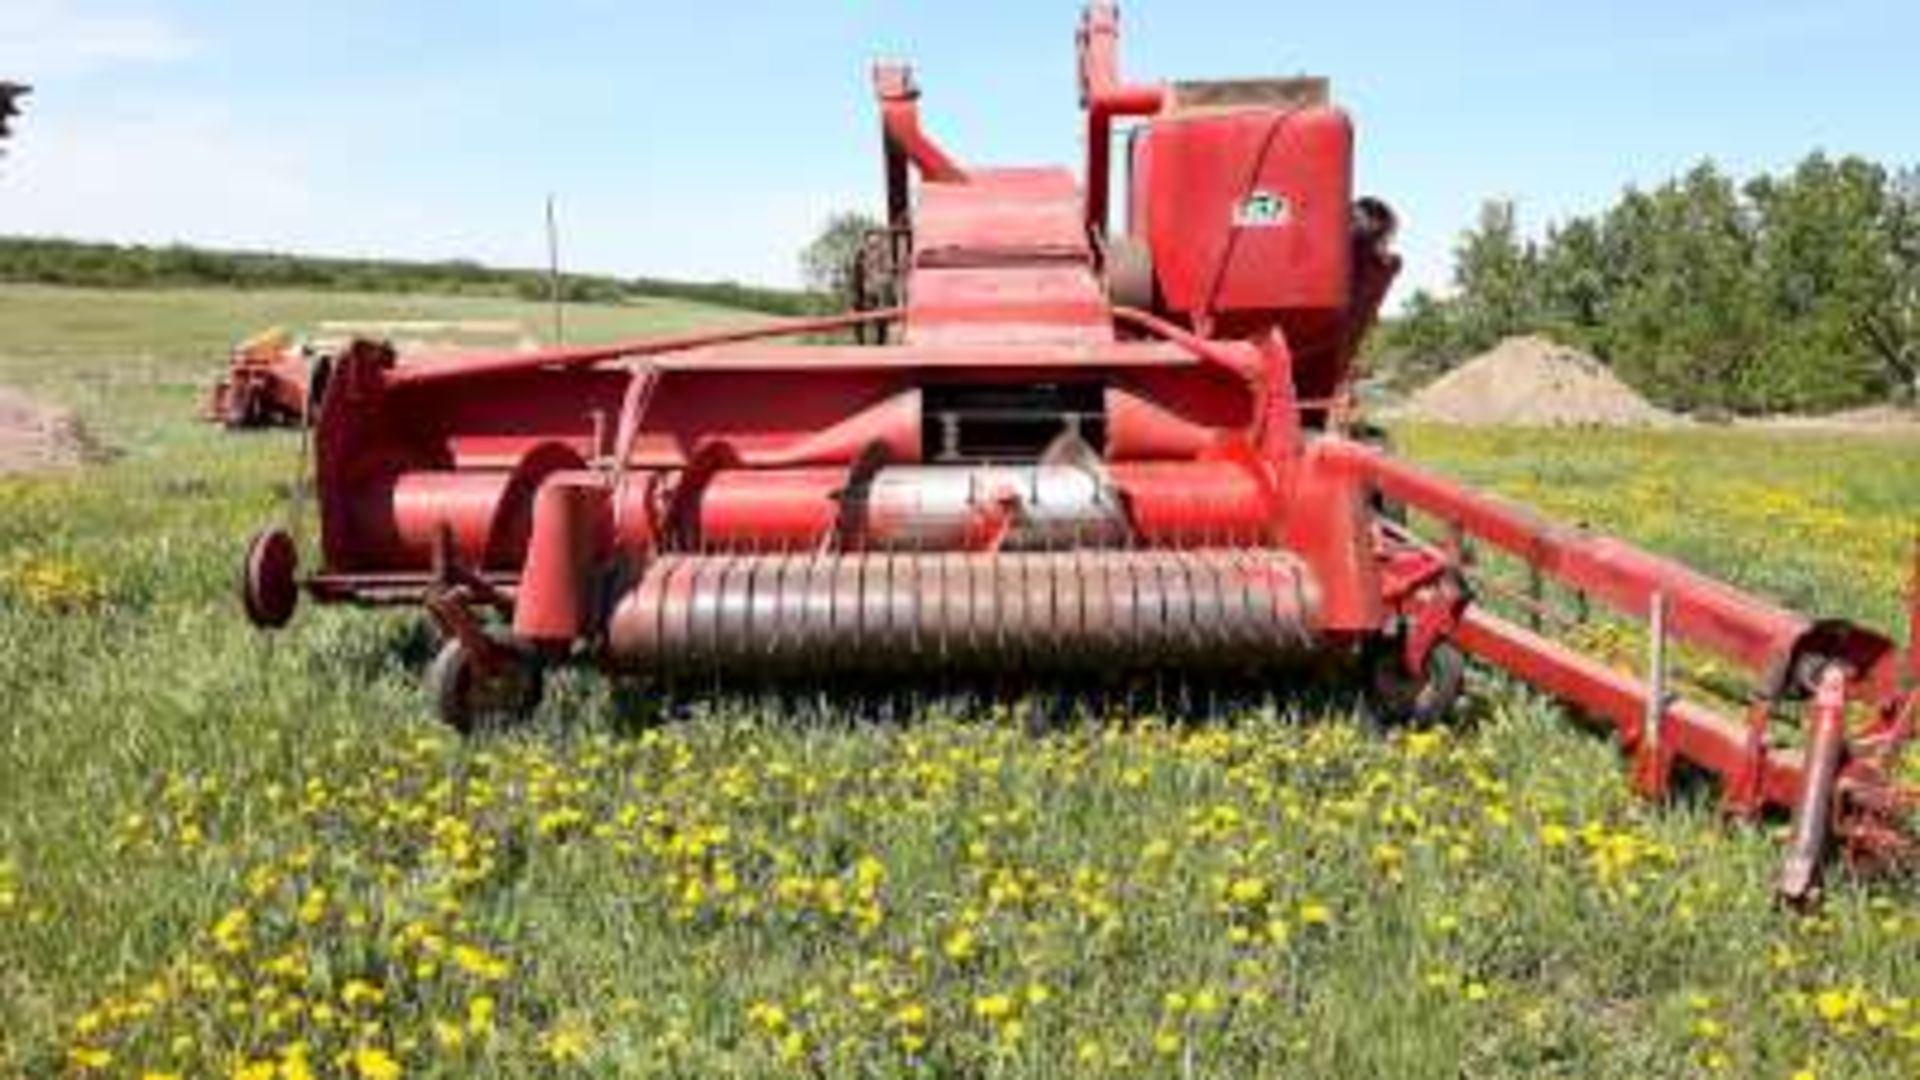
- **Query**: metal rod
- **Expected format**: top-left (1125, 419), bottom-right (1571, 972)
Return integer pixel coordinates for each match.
top-left (1778, 666), bottom-right (1851, 905)
top-left (1645, 591), bottom-right (1668, 759)
top-left (1906, 536), bottom-right (1919, 683)
top-left (546, 193), bottom-right (566, 346)
top-left (388, 307), bottom-right (905, 388)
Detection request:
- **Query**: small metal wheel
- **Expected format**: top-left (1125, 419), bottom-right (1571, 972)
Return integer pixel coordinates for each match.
top-left (1365, 639), bottom-right (1465, 727)
top-left (241, 526), bottom-right (299, 628)
top-left (427, 634), bottom-right (545, 734)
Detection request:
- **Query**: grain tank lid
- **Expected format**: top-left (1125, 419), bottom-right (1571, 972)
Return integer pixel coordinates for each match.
top-left (1166, 77), bottom-right (1329, 114)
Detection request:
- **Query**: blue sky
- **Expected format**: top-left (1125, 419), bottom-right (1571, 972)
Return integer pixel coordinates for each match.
top-left (1, 0), bottom-right (1915, 299)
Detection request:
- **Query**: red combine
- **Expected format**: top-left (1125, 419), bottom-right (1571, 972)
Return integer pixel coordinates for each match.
top-left (240, 5), bottom-right (1918, 901)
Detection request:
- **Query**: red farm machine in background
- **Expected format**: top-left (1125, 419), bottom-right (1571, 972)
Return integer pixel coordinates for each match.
top-left (238, 4), bottom-right (1919, 902)
top-left (207, 328), bottom-right (315, 428)
top-left (208, 322), bottom-right (541, 428)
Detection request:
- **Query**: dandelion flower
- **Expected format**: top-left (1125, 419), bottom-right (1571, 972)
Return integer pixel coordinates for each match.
top-left (349, 1046), bottom-right (401, 1080)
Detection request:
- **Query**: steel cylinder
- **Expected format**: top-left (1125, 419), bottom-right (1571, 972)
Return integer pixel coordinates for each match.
top-left (605, 548), bottom-right (1318, 676)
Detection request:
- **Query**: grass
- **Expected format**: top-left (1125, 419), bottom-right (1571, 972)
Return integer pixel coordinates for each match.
top-left (0, 285), bottom-right (754, 452)
top-left (1, 285), bottom-right (1916, 1079)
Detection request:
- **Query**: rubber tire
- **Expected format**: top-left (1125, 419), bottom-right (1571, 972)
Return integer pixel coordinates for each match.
top-left (1365, 639), bottom-right (1466, 727)
top-left (427, 635), bottom-right (545, 735)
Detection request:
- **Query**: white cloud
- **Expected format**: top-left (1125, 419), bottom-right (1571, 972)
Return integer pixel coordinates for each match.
top-left (0, 0), bottom-right (198, 80)
top-left (0, 98), bottom-right (840, 288)
top-left (0, 103), bottom-right (317, 249)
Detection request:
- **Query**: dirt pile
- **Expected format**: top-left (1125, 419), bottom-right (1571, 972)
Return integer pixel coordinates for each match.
top-left (1392, 336), bottom-right (1682, 428)
top-left (0, 386), bottom-right (110, 474)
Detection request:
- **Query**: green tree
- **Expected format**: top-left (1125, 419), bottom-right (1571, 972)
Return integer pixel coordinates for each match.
top-left (800, 211), bottom-right (883, 306)
top-left (1533, 216), bottom-right (1609, 347)
top-left (1857, 166), bottom-right (1920, 403)
top-left (1448, 200), bottom-right (1539, 352)
top-left (1593, 163), bottom-right (1764, 410)
top-left (1743, 155), bottom-right (1905, 409)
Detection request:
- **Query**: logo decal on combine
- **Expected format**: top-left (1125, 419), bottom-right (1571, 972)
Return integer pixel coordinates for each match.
top-left (1233, 190), bottom-right (1290, 227)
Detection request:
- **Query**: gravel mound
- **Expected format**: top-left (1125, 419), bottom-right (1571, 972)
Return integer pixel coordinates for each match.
top-left (0, 386), bottom-right (111, 474)
top-left (1392, 336), bottom-right (1682, 428)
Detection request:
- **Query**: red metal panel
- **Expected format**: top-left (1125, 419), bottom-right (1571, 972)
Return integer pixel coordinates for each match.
top-left (1138, 105), bottom-right (1354, 319)
top-left (512, 478), bottom-right (613, 644)
top-left (904, 266), bottom-right (1113, 347)
top-left (914, 169), bottom-right (1089, 258)
top-left (905, 167), bottom-right (1111, 347)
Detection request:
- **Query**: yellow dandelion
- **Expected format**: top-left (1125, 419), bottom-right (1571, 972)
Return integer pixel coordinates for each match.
top-left (1815, 989), bottom-right (1855, 1023)
top-left (451, 943), bottom-right (510, 981)
top-left (972, 993), bottom-right (1015, 1022)
top-left (747, 1001), bottom-right (789, 1032)
top-left (943, 927), bottom-right (977, 963)
top-left (1226, 877), bottom-right (1268, 905)
top-left (212, 908), bottom-right (251, 954)
top-left (341, 980), bottom-right (385, 1008)
top-left (539, 1018), bottom-right (594, 1064)
top-left (467, 994), bottom-right (496, 1036)
top-left (349, 1046), bottom-right (401, 1080)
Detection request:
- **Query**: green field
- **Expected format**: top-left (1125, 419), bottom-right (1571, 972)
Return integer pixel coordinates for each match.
top-left (2, 285), bottom-right (1916, 1079)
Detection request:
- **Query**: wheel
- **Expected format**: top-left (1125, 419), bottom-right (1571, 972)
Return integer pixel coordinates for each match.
top-left (241, 527), bottom-right (299, 628)
top-left (427, 635), bottom-right (545, 734)
top-left (1364, 639), bottom-right (1465, 727)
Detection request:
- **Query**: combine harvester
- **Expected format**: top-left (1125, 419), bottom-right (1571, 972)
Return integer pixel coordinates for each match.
top-left (239, 5), bottom-right (1917, 901)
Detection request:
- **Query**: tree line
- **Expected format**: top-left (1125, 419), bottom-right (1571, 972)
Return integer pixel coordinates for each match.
top-left (1377, 155), bottom-right (1920, 413)
top-left (0, 236), bottom-right (820, 317)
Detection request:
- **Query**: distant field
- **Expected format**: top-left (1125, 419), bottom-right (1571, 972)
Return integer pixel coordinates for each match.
top-left (1, 287), bottom-right (1916, 1079)
top-left (0, 284), bottom-right (758, 448)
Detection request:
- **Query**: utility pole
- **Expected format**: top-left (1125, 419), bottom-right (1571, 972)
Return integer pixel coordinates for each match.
top-left (546, 193), bottom-right (566, 345)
